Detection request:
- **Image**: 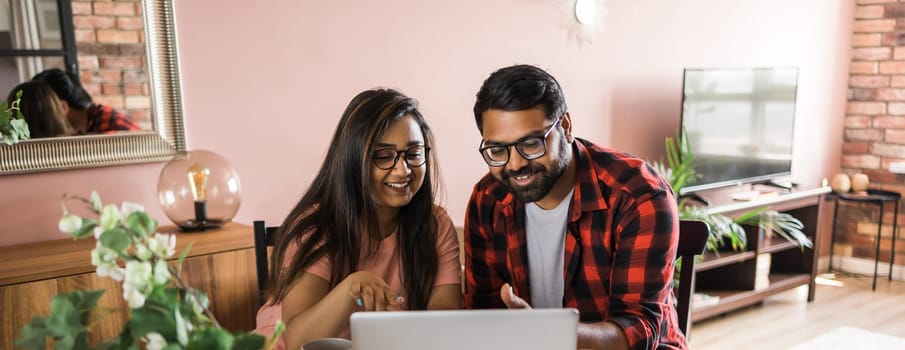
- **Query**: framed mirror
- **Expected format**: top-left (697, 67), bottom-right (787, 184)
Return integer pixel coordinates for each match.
top-left (0, 0), bottom-right (185, 175)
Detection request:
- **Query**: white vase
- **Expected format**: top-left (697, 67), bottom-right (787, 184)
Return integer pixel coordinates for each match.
top-left (830, 173), bottom-right (851, 193)
top-left (851, 173), bottom-right (870, 193)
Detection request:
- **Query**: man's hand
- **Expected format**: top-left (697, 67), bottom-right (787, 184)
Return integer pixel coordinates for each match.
top-left (500, 283), bottom-right (532, 309)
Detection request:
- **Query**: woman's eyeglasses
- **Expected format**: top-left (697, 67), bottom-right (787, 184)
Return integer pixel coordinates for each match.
top-left (373, 145), bottom-right (430, 170)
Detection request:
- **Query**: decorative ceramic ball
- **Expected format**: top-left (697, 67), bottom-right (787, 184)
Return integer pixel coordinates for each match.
top-left (830, 173), bottom-right (851, 194)
top-left (851, 173), bottom-right (870, 193)
top-left (157, 150), bottom-right (241, 231)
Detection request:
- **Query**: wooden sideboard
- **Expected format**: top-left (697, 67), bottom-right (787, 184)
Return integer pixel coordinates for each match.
top-left (686, 185), bottom-right (831, 322)
top-left (0, 223), bottom-right (257, 348)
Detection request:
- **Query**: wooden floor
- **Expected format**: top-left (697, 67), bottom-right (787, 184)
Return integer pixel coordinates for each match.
top-left (689, 274), bottom-right (905, 349)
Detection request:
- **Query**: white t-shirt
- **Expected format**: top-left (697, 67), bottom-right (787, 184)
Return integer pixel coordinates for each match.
top-left (525, 189), bottom-right (573, 308)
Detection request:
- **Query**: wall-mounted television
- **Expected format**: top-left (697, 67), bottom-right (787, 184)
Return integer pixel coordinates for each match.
top-left (679, 67), bottom-right (799, 195)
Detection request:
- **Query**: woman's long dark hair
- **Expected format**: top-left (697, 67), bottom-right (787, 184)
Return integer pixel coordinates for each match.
top-left (268, 88), bottom-right (441, 310)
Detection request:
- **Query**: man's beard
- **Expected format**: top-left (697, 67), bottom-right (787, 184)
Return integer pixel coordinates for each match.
top-left (497, 140), bottom-right (570, 203)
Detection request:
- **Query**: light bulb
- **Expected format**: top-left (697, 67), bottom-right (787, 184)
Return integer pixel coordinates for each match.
top-left (187, 163), bottom-right (210, 202)
top-left (574, 0), bottom-right (598, 24)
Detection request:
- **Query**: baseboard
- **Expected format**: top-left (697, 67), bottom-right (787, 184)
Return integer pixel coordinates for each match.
top-left (817, 256), bottom-right (905, 281)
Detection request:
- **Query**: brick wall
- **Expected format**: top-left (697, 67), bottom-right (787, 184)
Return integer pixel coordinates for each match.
top-left (72, 0), bottom-right (151, 130)
top-left (841, 0), bottom-right (905, 267)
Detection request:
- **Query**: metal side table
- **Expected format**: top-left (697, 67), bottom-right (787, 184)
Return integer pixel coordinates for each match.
top-left (826, 189), bottom-right (900, 290)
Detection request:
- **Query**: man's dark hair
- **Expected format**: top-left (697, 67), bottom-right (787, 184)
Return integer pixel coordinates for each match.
top-left (31, 68), bottom-right (93, 110)
top-left (473, 64), bottom-right (567, 132)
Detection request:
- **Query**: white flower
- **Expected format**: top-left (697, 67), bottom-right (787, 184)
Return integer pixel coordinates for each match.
top-left (144, 332), bottom-right (166, 350)
top-left (120, 201), bottom-right (145, 217)
top-left (124, 260), bottom-right (153, 294)
top-left (96, 263), bottom-right (124, 281)
top-left (58, 214), bottom-right (82, 234)
top-left (92, 226), bottom-right (104, 239)
top-left (124, 286), bottom-right (146, 308)
top-left (153, 259), bottom-right (171, 285)
top-left (148, 233), bottom-right (177, 258)
top-left (92, 242), bottom-right (118, 263)
top-left (99, 204), bottom-right (121, 230)
top-left (135, 243), bottom-right (153, 261)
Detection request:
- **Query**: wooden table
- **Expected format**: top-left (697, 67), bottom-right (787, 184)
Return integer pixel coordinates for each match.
top-left (0, 222), bottom-right (258, 348)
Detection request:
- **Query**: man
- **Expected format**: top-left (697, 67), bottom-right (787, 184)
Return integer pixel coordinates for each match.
top-left (32, 68), bottom-right (140, 134)
top-left (464, 64), bottom-right (686, 350)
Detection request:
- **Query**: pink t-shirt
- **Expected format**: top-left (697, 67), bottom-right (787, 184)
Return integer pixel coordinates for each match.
top-left (254, 207), bottom-right (461, 346)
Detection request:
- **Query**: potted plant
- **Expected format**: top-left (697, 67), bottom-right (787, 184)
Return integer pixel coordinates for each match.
top-left (652, 130), bottom-right (811, 254)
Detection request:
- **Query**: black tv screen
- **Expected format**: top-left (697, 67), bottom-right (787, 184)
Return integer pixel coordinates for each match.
top-left (679, 67), bottom-right (799, 194)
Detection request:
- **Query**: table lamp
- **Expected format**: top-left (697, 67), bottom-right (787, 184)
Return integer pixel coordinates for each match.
top-left (157, 150), bottom-right (241, 231)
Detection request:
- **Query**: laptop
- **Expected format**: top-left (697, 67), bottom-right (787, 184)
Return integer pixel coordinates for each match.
top-left (350, 308), bottom-right (579, 350)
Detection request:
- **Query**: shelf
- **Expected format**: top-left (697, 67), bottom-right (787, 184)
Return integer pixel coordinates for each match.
top-left (758, 238), bottom-right (800, 254)
top-left (690, 273), bottom-right (811, 321)
top-left (697, 250), bottom-right (757, 272)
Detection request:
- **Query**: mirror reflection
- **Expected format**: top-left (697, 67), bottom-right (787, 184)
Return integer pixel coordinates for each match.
top-left (0, 0), bottom-right (151, 139)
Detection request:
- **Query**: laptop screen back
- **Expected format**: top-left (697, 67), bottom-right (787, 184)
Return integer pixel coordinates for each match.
top-left (350, 308), bottom-right (578, 350)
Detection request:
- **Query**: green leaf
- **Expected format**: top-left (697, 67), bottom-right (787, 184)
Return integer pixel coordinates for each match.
top-left (232, 333), bottom-right (266, 350)
top-left (128, 302), bottom-right (177, 340)
top-left (187, 328), bottom-right (234, 350)
top-left (72, 218), bottom-right (98, 240)
top-left (100, 228), bottom-right (131, 253)
top-left (126, 211), bottom-right (157, 238)
top-left (91, 191), bottom-right (103, 213)
top-left (177, 242), bottom-right (194, 271)
top-left (46, 295), bottom-right (86, 338)
top-left (100, 204), bottom-right (122, 230)
top-left (15, 317), bottom-right (49, 349)
top-left (175, 307), bottom-right (189, 346)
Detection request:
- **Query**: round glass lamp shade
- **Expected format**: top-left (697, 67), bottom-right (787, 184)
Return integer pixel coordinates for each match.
top-left (157, 150), bottom-right (241, 231)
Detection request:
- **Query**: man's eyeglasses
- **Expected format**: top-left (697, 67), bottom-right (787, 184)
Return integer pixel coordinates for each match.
top-left (478, 119), bottom-right (560, 167)
top-left (373, 145), bottom-right (430, 170)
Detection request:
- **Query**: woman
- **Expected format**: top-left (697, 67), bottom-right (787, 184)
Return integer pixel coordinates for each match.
top-left (255, 89), bottom-right (462, 349)
top-left (7, 81), bottom-right (73, 138)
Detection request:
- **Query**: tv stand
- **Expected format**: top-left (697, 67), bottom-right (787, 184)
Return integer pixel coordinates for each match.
top-left (678, 193), bottom-right (710, 207)
top-left (755, 179), bottom-right (796, 191)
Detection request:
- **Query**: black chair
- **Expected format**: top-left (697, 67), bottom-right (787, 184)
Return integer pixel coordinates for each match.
top-left (253, 220), bottom-right (278, 308)
top-left (675, 220), bottom-right (710, 339)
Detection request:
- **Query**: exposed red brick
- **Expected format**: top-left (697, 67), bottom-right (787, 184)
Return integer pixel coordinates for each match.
top-left (851, 88), bottom-right (878, 100)
top-left (892, 75), bottom-right (905, 87)
top-left (99, 57), bottom-right (143, 69)
top-left (851, 75), bottom-right (890, 87)
top-left (123, 83), bottom-right (144, 96)
top-left (880, 60), bottom-right (905, 73)
top-left (120, 44), bottom-right (146, 55)
top-left (96, 30), bottom-right (140, 44)
top-left (102, 83), bottom-right (122, 95)
top-left (872, 142), bottom-right (905, 157)
top-left (843, 142), bottom-right (872, 154)
top-left (122, 70), bottom-right (147, 83)
top-left (886, 129), bottom-right (905, 143)
top-left (93, 2), bottom-right (136, 16)
top-left (854, 19), bottom-right (896, 32)
top-left (847, 116), bottom-right (873, 128)
top-left (78, 56), bottom-right (99, 70)
top-left (866, 167), bottom-right (905, 183)
top-left (116, 17), bottom-right (144, 30)
top-left (98, 69), bottom-right (122, 83)
top-left (884, 3), bottom-right (905, 18)
top-left (83, 83), bottom-right (101, 97)
top-left (842, 154), bottom-right (882, 168)
top-left (853, 47), bottom-right (892, 60)
top-left (75, 29), bottom-right (96, 43)
top-left (94, 96), bottom-right (124, 109)
top-left (77, 43), bottom-right (120, 55)
top-left (847, 128), bottom-right (885, 141)
top-left (888, 103), bottom-right (905, 115)
top-left (73, 15), bottom-right (116, 30)
top-left (857, 5), bottom-right (885, 18)
top-left (854, 33), bottom-right (883, 47)
top-left (851, 61), bottom-right (879, 74)
top-left (875, 88), bottom-right (905, 100)
top-left (874, 115), bottom-right (905, 126)
top-left (71, 2), bottom-right (92, 15)
top-left (848, 101), bottom-right (887, 115)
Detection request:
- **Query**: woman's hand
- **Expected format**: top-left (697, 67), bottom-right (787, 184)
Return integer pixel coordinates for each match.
top-left (344, 271), bottom-right (405, 311)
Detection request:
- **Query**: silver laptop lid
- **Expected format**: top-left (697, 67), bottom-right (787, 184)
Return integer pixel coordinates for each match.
top-left (350, 308), bottom-right (579, 350)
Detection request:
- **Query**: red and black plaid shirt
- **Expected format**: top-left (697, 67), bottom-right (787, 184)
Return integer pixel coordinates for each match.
top-left (464, 138), bottom-right (686, 350)
top-left (84, 104), bottom-right (141, 134)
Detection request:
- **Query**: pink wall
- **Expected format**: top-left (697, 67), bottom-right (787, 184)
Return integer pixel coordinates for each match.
top-left (0, 0), bottom-right (854, 246)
